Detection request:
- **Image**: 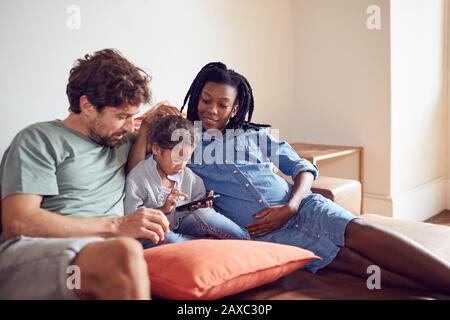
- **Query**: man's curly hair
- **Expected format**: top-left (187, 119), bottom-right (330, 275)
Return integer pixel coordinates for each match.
top-left (66, 49), bottom-right (151, 113)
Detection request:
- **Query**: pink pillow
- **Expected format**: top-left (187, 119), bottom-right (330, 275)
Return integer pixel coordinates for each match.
top-left (144, 239), bottom-right (320, 300)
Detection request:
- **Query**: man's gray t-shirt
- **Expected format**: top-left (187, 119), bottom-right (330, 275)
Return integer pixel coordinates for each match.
top-left (0, 120), bottom-right (133, 217)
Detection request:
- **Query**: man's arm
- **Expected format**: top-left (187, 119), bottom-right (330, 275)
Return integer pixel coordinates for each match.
top-left (127, 125), bottom-right (151, 174)
top-left (1, 194), bottom-right (169, 242)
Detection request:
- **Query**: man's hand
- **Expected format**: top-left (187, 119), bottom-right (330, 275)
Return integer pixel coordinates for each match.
top-left (158, 188), bottom-right (189, 215)
top-left (140, 101), bottom-right (181, 131)
top-left (245, 204), bottom-right (297, 237)
top-left (116, 208), bottom-right (170, 244)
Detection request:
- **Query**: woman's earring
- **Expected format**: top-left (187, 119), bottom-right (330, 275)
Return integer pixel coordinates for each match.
top-left (232, 105), bottom-right (239, 118)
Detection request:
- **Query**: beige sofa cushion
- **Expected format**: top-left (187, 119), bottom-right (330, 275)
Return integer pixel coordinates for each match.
top-left (231, 214), bottom-right (450, 300)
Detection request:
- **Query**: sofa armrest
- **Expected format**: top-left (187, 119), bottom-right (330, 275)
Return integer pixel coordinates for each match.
top-left (276, 168), bottom-right (361, 214)
top-left (311, 176), bottom-right (361, 215)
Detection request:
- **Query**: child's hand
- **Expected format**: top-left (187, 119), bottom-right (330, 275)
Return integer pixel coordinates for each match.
top-left (159, 188), bottom-right (189, 215)
top-left (191, 191), bottom-right (215, 210)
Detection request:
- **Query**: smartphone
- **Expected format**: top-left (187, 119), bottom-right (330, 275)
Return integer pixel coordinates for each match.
top-left (176, 194), bottom-right (221, 211)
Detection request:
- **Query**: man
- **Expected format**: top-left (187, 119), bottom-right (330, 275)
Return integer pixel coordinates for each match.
top-left (0, 49), bottom-right (179, 299)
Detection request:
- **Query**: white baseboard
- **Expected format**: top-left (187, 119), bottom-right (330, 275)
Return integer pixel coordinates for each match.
top-left (363, 193), bottom-right (393, 217)
top-left (447, 179), bottom-right (450, 210)
top-left (391, 177), bottom-right (447, 222)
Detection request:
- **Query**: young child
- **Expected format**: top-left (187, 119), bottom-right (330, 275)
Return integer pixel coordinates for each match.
top-left (124, 115), bottom-right (249, 248)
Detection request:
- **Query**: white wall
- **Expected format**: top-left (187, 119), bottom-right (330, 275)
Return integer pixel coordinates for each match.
top-left (291, 0), bottom-right (448, 219)
top-left (390, 0), bottom-right (447, 220)
top-left (292, 0), bottom-right (392, 214)
top-left (447, 0), bottom-right (450, 211)
top-left (0, 0), bottom-right (296, 158)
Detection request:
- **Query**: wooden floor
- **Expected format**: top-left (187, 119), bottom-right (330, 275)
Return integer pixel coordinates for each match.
top-left (426, 210), bottom-right (450, 226)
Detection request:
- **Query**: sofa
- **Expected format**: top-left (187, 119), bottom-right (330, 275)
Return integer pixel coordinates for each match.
top-left (1, 181), bottom-right (449, 300)
top-left (226, 212), bottom-right (450, 300)
top-left (226, 177), bottom-right (450, 300)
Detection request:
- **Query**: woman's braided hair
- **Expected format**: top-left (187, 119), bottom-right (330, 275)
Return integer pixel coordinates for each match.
top-left (181, 62), bottom-right (268, 130)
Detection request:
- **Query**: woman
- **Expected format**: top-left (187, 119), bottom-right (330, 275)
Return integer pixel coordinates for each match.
top-left (129, 62), bottom-right (450, 293)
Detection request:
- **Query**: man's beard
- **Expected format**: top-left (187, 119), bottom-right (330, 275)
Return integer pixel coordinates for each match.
top-left (88, 125), bottom-right (125, 148)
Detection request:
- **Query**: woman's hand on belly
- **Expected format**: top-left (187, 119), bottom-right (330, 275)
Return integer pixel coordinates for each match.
top-left (245, 204), bottom-right (297, 237)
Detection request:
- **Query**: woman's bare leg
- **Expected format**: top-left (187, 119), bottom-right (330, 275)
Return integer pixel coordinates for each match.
top-left (343, 219), bottom-right (450, 293)
top-left (327, 246), bottom-right (433, 292)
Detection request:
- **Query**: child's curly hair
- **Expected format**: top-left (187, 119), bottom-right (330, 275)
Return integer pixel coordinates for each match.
top-left (66, 48), bottom-right (151, 113)
top-left (149, 115), bottom-right (197, 150)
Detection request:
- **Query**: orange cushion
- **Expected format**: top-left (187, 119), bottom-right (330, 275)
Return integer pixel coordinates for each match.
top-left (144, 239), bottom-right (320, 300)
